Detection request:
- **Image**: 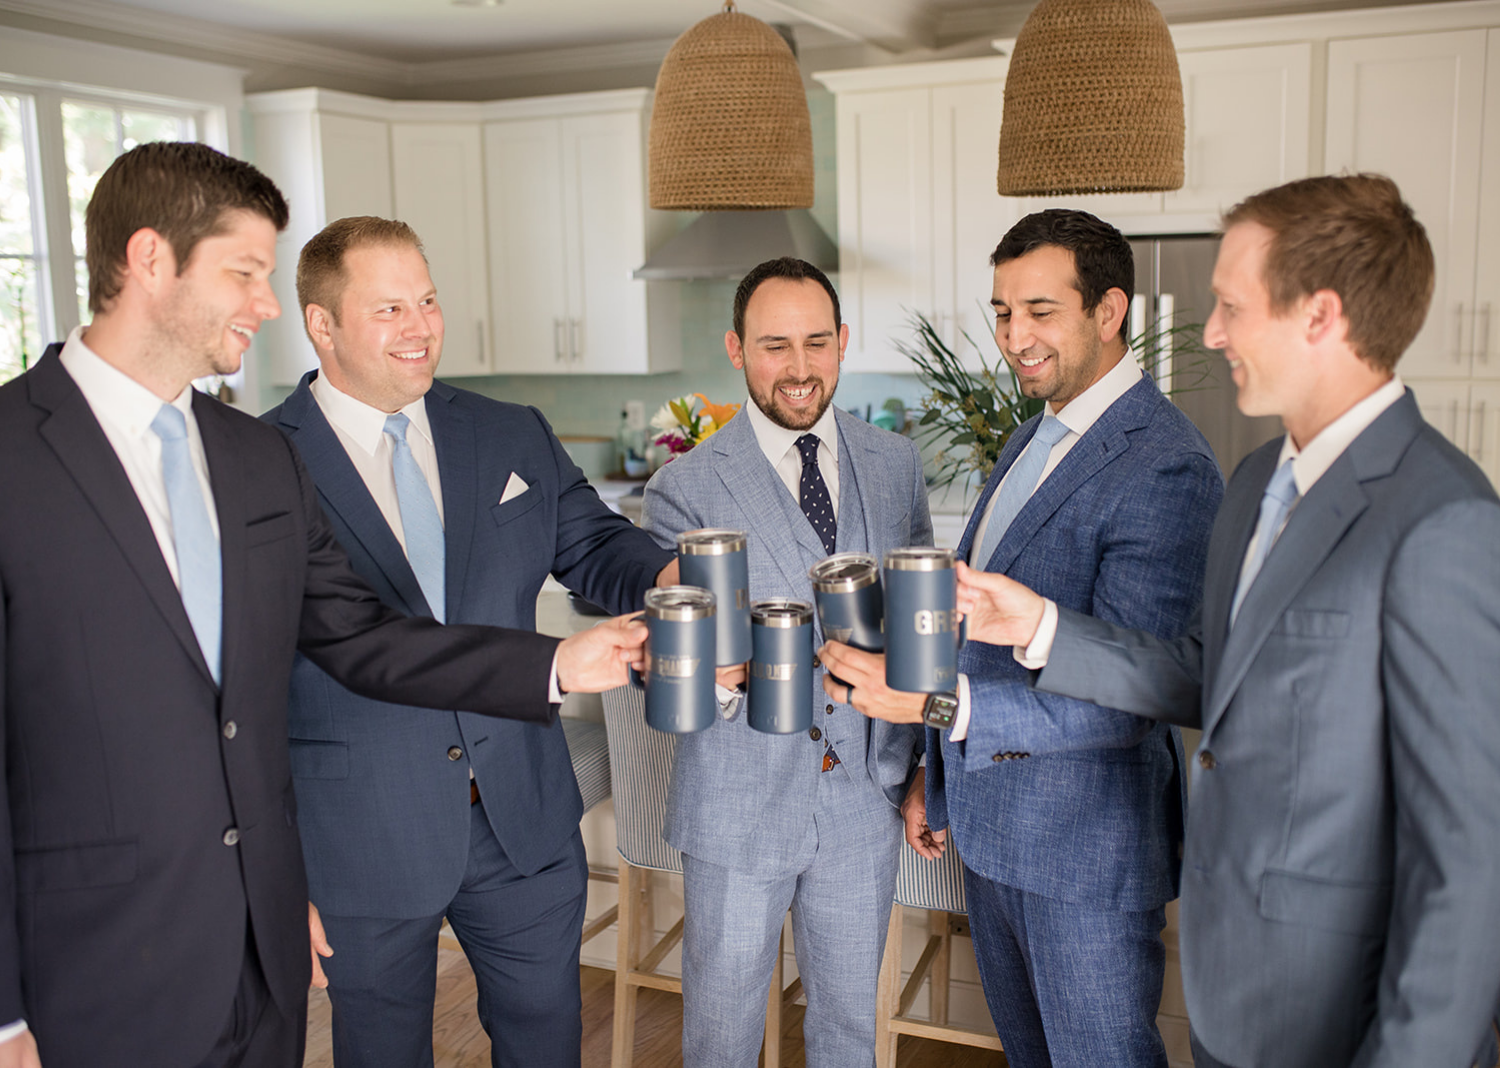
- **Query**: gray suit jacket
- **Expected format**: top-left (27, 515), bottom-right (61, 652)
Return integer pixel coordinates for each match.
top-left (1035, 391), bottom-right (1500, 1068)
top-left (641, 407), bottom-right (932, 875)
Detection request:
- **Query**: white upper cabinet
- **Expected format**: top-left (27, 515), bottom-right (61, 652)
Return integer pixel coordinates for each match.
top-left (1326, 30), bottom-right (1486, 381)
top-left (483, 91), bottom-right (679, 375)
top-left (1472, 28), bottom-right (1500, 382)
top-left (390, 122), bottom-right (491, 377)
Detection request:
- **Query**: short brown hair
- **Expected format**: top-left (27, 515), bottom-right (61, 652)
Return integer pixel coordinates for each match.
top-left (297, 216), bottom-right (426, 327)
top-left (86, 141), bottom-right (288, 314)
top-left (732, 257), bottom-right (840, 340)
top-left (1222, 174), bottom-right (1434, 373)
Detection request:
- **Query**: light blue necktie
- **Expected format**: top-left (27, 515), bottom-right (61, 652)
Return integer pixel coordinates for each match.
top-left (1230, 459), bottom-right (1299, 626)
top-left (975, 415), bottom-right (1071, 570)
top-left (383, 412), bottom-right (445, 622)
top-left (151, 403), bottom-right (222, 685)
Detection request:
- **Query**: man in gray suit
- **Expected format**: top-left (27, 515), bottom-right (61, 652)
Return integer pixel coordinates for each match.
top-left (955, 173), bottom-right (1500, 1068)
top-left (641, 257), bottom-right (931, 1066)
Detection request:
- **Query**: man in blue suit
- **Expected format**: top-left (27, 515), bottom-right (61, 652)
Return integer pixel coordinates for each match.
top-left (823, 211), bottom-right (1223, 1067)
top-left (263, 216), bottom-right (675, 1068)
top-left (641, 257), bottom-right (931, 1066)
top-left (956, 176), bottom-right (1500, 1067)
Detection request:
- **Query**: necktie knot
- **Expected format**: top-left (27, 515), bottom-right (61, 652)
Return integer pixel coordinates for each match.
top-left (795, 433), bottom-right (821, 465)
top-left (384, 411), bottom-right (411, 443)
top-left (1264, 460), bottom-right (1298, 507)
top-left (151, 403), bottom-right (188, 442)
top-left (1034, 414), bottom-right (1070, 450)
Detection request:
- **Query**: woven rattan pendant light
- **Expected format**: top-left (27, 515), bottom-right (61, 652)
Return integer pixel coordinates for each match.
top-left (997, 0), bottom-right (1184, 196)
top-left (649, 1), bottom-right (813, 210)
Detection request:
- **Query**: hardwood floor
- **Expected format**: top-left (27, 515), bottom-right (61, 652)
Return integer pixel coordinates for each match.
top-left (303, 947), bottom-right (1007, 1067)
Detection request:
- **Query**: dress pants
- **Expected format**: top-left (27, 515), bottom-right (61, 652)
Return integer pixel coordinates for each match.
top-left (680, 765), bottom-right (902, 1068)
top-left (320, 797), bottom-right (588, 1068)
top-left (962, 867), bottom-right (1168, 1068)
top-left (192, 925), bottom-right (306, 1068)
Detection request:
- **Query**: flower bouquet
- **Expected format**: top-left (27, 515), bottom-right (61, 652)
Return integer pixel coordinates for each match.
top-left (651, 393), bottom-right (742, 460)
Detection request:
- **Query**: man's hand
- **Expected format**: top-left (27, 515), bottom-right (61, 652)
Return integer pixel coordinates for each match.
top-left (654, 558), bottom-right (680, 588)
top-left (901, 769), bottom-right (947, 859)
top-left (309, 901), bottom-right (333, 990)
top-left (955, 561), bottom-right (1046, 647)
top-left (715, 662), bottom-right (748, 691)
top-left (557, 613), bottom-right (649, 693)
top-left (0, 1028), bottom-right (40, 1068)
top-left (817, 642), bottom-right (926, 723)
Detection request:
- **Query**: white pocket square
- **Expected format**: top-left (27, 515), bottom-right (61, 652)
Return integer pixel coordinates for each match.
top-left (499, 472), bottom-right (530, 504)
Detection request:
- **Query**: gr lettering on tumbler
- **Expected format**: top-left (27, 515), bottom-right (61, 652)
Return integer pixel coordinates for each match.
top-left (634, 585), bottom-right (718, 734)
top-left (883, 547), bottom-right (959, 693)
top-left (676, 529), bottom-right (752, 665)
top-left (747, 599), bottom-right (814, 734)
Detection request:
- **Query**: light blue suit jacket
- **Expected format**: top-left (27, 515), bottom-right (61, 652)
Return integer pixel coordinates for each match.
top-left (929, 375), bottom-right (1223, 912)
top-left (1036, 391), bottom-right (1500, 1067)
top-left (265, 374), bottom-right (672, 916)
top-left (641, 407), bottom-right (931, 875)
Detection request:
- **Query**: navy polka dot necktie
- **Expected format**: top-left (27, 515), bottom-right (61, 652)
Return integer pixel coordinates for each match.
top-left (796, 433), bottom-right (837, 555)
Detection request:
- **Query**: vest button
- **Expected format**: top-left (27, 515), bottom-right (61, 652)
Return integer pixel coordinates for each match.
top-left (809, 727), bottom-right (822, 742)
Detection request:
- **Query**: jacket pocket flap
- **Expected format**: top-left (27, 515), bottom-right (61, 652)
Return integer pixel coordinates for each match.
top-left (16, 839), bottom-right (138, 893)
top-left (1272, 609), bottom-right (1350, 639)
top-left (1258, 868), bottom-right (1390, 937)
top-left (245, 511), bottom-right (296, 548)
top-left (490, 489), bottom-right (542, 529)
top-left (289, 738), bottom-right (350, 780)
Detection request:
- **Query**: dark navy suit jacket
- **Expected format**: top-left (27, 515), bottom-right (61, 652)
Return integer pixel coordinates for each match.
top-left (265, 373), bottom-right (671, 915)
top-left (928, 374), bottom-right (1223, 912)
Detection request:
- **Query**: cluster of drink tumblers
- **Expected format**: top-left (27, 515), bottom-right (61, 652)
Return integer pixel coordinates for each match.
top-left (631, 529), bottom-right (960, 734)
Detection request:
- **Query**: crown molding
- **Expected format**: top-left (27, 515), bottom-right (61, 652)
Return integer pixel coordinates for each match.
top-left (413, 36), bottom-right (676, 86)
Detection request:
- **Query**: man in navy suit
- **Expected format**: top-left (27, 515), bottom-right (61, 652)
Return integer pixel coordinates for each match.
top-left (263, 216), bottom-right (675, 1068)
top-left (823, 211), bottom-right (1223, 1067)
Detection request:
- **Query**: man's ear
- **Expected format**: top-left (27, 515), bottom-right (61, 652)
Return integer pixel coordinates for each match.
top-left (725, 328), bottom-right (746, 370)
top-left (1096, 287), bottom-right (1130, 345)
top-left (1304, 289), bottom-right (1346, 346)
top-left (123, 228), bottom-right (175, 297)
top-left (305, 303), bottom-right (335, 354)
top-left (838, 322), bottom-right (850, 363)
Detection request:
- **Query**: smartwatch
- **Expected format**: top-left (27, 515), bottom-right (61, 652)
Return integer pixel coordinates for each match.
top-left (922, 690), bottom-right (959, 730)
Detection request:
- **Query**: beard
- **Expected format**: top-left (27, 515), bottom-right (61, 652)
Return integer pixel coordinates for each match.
top-left (748, 372), bottom-right (839, 431)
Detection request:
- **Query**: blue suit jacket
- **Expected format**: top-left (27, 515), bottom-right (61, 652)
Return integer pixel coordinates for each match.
top-left (929, 375), bottom-right (1223, 912)
top-left (264, 373), bottom-right (672, 916)
top-left (1037, 392), bottom-right (1500, 1067)
top-left (641, 407), bottom-right (931, 875)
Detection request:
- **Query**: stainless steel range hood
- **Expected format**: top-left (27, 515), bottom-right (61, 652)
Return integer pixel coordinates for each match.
top-left (633, 209), bottom-right (839, 281)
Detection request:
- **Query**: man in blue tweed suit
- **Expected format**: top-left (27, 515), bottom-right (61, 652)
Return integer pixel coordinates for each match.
top-left (264, 217), bottom-right (675, 1068)
top-left (641, 257), bottom-right (931, 1067)
top-left (823, 211), bottom-right (1223, 1067)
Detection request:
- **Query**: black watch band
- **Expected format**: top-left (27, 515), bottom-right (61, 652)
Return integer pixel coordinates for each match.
top-left (922, 690), bottom-right (959, 730)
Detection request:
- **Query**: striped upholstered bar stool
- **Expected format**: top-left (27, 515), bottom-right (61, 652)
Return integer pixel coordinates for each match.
top-left (561, 717), bottom-right (617, 948)
top-left (874, 839), bottom-right (1002, 1067)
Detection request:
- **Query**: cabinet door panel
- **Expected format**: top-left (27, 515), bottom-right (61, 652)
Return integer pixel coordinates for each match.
top-left (1326, 32), bottom-right (1484, 379)
top-left (836, 88), bottom-right (934, 372)
top-left (1167, 44), bottom-right (1311, 215)
top-left (484, 119), bottom-right (569, 374)
top-left (1469, 381), bottom-right (1500, 488)
top-left (318, 114), bottom-right (392, 223)
top-left (1474, 30), bottom-right (1500, 381)
top-left (1410, 379), bottom-right (1471, 454)
top-left (391, 123), bottom-right (490, 376)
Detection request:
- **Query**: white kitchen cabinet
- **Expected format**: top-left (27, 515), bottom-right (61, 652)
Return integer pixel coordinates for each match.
top-left (816, 58), bottom-right (1012, 374)
top-left (483, 91), bottom-right (679, 375)
top-left (1409, 379), bottom-right (1500, 486)
top-left (390, 122), bottom-right (491, 376)
top-left (1472, 29), bottom-right (1500, 381)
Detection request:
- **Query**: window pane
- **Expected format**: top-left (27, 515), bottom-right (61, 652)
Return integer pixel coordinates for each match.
top-left (62, 101), bottom-right (117, 261)
top-left (0, 256), bottom-right (43, 385)
top-left (0, 94), bottom-right (40, 384)
top-left (121, 109), bottom-right (191, 150)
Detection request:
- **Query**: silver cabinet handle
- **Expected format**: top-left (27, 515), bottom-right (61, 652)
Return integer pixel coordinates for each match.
top-left (476, 320), bottom-right (487, 369)
top-left (1473, 401), bottom-right (1486, 462)
top-left (1479, 303), bottom-right (1492, 365)
top-left (1455, 303), bottom-right (1467, 364)
top-left (553, 319), bottom-right (566, 363)
top-left (569, 318), bottom-right (583, 363)
top-left (1450, 399), bottom-right (1461, 440)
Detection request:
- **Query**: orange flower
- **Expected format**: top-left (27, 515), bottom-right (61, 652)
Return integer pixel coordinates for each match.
top-left (694, 394), bottom-right (742, 433)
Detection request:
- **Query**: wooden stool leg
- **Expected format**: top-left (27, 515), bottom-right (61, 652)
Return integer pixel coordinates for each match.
top-left (930, 911), bottom-right (953, 1026)
top-left (874, 904), bottom-right (901, 1068)
top-left (612, 858), bottom-right (640, 1068)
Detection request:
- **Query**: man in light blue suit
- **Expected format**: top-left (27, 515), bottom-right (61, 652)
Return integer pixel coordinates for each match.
top-left (263, 217), bottom-right (675, 1068)
top-left (823, 210), bottom-right (1223, 1067)
top-left (641, 257), bottom-right (931, 1067)
top-left (957, 175), bottom-right (1500, 1068)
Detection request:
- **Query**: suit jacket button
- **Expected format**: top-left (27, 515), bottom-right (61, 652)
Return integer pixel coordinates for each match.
top-left (221, 720), bottom-right (237, 740)
top-left (222, 828), bottom-right (240, 847)
top-left (448, 746), bottom-right (464, 761)
top-left (1198, 750), bottom-right (1216, 770)
top-left (992, 752), bottom-right (1005, 763)
top-left (812, 655), bottom-right (821, 668)
top-left (809, 727), bottom-right (822, 741)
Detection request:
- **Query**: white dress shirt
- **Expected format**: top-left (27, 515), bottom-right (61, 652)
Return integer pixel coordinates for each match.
top-left (950, 352), bottom-right (1144, 741)
top-left (1015, 375), bottom-right (1407, 674)
top-left (742, 394), bottom-right (841, 515)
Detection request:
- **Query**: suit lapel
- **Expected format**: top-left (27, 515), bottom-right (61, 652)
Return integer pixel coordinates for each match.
top-left (426, 383), bottom-right (476, 623)
top-left (832, 411), bottom-right (872, 555)
top-left (30, 353), bottom-right (213, 684)
top-left (276, 373), bottom-right (431, 618)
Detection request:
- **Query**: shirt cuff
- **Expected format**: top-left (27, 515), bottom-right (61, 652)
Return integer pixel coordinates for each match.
top-left (1013, 598), bottom-right (1059, 669)
top-left (714, 682), bottom-right (744, 716)
top-left (0, 1020), bottom-right (27, 1045)
top-left (948, 673), bottom-right (973, 741)
top-left (548, 651), bottom-right (564, 705)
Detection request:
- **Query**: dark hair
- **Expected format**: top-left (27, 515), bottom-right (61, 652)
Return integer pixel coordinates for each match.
top-left (298, 216), bottom-right (427, 326)
top-left (732, 257), bottom-right (841, 339)
top-left (990, 209), bottom-right (1134, 314)
top-left (85, 141), bottom-right (289, 314)
top-left (1222, 173), bottom-right (1434, 374)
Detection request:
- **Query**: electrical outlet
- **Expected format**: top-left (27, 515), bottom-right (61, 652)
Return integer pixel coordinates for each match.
top-left (625, 400), bottom-right (646, 431)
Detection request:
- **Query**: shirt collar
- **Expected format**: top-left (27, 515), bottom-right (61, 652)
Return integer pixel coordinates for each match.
top-left (1276, 375), bottom-right (1405, 495)
top-left (59, 324), bottom-right (196, 436)
top-left (743, 393), bottom-right (841, 469)
top-left (310, 371), bottom-right (434, 457)
top-left (1045, 349), bottom-right (1143, 437)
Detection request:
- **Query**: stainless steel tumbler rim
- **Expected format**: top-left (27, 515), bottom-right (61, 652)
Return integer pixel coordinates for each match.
top-left (809, 552), bottom-right (879, 592)
top-left (645, 585), bottom-right (717, 621)
top-left (751, 598), bottom-right (814, 628)
top-left (883, 547), bottom-right (957, 572)
top-left (676, 528), bottom-right (747, 555)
